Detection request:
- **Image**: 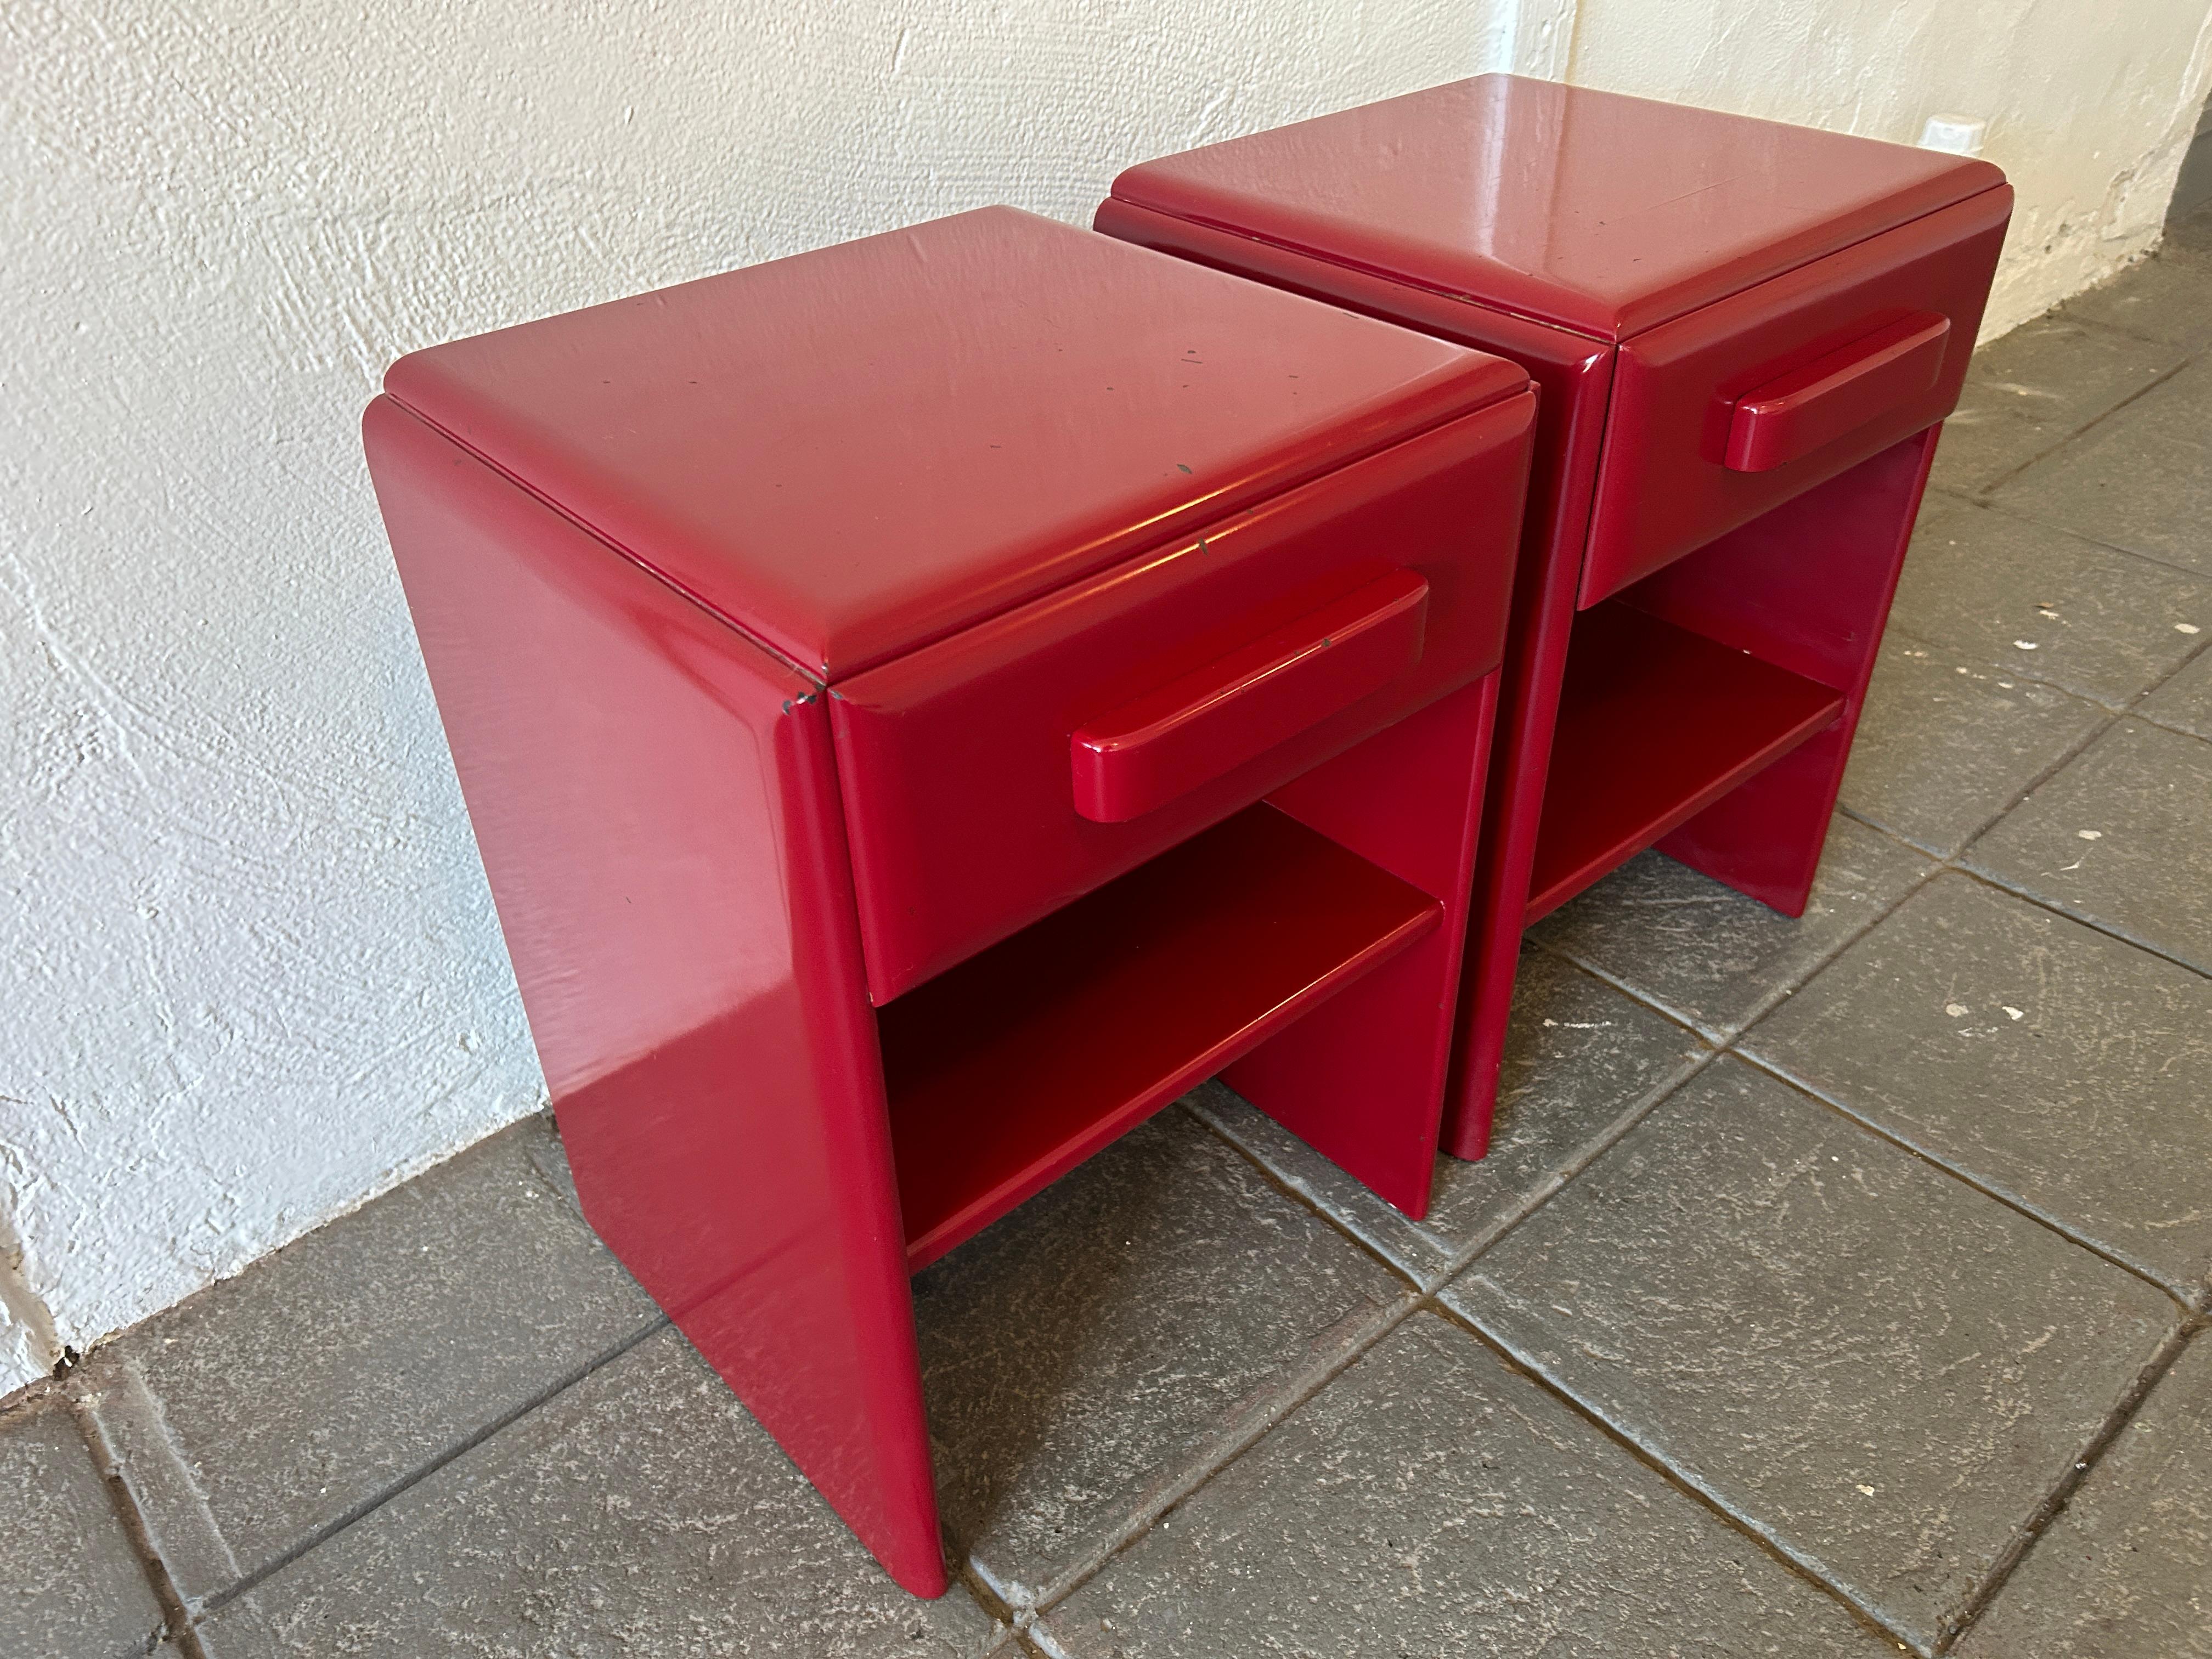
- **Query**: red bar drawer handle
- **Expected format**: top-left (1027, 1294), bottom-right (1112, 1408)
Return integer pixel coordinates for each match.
top-left (1725, 312), bottom-right (1952, 473)
top-left (1071, 569), bottom-right (1429, 824)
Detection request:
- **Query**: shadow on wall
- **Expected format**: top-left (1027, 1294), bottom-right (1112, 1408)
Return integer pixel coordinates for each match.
top-left (2171, 95), bottom-right (2212, 218)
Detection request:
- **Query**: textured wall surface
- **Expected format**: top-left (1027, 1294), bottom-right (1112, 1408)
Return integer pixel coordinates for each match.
top-left (6, 0), bottom-right (2209, 1398)
top-left (1560, 0), bottom-right (2212, 338)
top-left (0, 0), bottom-right (1482, 1395)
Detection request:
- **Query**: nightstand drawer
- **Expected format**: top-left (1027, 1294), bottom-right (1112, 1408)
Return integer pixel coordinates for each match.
top-left (1579, 188), bottom-right (2009, 606)
top-left (832, 392), bottom-right (1534, 1002)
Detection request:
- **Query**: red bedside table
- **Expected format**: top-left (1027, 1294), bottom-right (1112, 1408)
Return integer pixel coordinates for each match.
top-left (1097, 75), bottom-right (2011, 1160)
top-left (365, 207), bottom-right (1534, 1591)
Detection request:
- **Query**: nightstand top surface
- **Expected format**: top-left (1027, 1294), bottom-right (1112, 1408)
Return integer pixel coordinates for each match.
top-left (1108, 75), bottom-right (2006, 342)
top-left (385, 207), bottom-right (1525, 679)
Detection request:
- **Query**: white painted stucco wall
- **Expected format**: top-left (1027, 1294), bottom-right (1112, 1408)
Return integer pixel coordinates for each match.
top-left (1548, 0), bottom-right (2212, 338)
top-left (0, 1), bottom-right (1487, 1397)
top-left (5, 0), bottom-right (2208, 1398)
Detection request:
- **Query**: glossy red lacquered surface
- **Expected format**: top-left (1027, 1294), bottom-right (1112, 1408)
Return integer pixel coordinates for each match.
top-left (369, 208), bottom-right (1536, 1592)
top-left (1581, 193), bottom-right (2006, 601)
top-left (1726, 313), bottom-right (1949, 472)
top-left (1238, 671), bottom-right (1500, 1212)
top-left (1097, 75), bottom-right (2005, 1162)
top-left (1630, 428), bottom-right (1939, 913)
top-left (1105, 75), bottom-right (2002, 342)
top-left (1526, 603), bottom-right (1844, 922)
top-left (365, 398), bottom-right (943, 1594)
top-left (1071, 570), bottom-right (1427, 825)
top-left (882, 803), bottom-right (1440, 1268)
top-left (384, 205), bottom-right (1522, 680)
top-left (833, 398), bottom-right (1531, 999)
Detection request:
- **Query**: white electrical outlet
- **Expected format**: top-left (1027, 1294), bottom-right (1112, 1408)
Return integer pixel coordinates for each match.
top-left (1919, 114), bottom-right (1987, 156)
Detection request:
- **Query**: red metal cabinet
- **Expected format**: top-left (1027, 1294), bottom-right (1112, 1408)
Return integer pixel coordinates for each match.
top-left (366, 207), bottom-right (1534, 1591)
top-left (1098, 74), bottom-right (2010, 1160)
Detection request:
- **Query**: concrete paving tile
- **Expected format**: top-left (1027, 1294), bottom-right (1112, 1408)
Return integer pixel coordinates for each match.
top-left (1746, 874), bottom-right (2212, 1301)
top-left (2121, 349), bottom-right (2212, 433)
top-left (1037, 1314), bottom-right (1898, 1659)
top-left (195, 1325), bottom-right (1001, 1659)
top-left (1442, 1059), bottom-right (2179, 1652)
top-left (84, 1117), bottom-right (662, 1606)
top-left (1186, 951), bottom-right (1704, 1282)
top-left (1531, 813), bottom-right (1933, 1040)
top-left (2057, 250), bottom-right (2212, 351)
top-left (0, 1391), bottom-right (167, 1659)
top-left (1993, 387), bottom-right (2212, 578)
top-left (2138, 642), bottom-right (2212, 739)
top-left (1930, 316), bottom-right (2186, 495)
top-left (913, 1111), bottom-right (1409, 1609)
top-left (1955, 1333), bottom-right (2212, 1658)
top-left (1887, 494), bottom-right (2212, 706)
top-left (1965, 717), bottom-right (2212, 974)
top-left (1838, 630), bottom-right (2107, 857)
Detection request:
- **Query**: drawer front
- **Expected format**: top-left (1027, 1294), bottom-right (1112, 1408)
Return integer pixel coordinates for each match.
top-left (1581, 187), bottom-right (2010, 607)
top-left (833, 393), bottom-right (1534, 1002)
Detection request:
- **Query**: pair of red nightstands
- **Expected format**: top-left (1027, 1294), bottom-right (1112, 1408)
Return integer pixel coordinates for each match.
top-left (366, 76), bottom-right (2008, 1593)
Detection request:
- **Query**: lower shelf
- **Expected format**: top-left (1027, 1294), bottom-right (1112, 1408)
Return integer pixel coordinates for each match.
top-left (1527, 601), bottom-right (1844, 922)
top-left (878, 804), bottom-right (1440, 1270)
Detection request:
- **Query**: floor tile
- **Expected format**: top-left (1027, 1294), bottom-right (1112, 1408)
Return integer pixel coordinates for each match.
top-left (914, 1110), bottom-right (1409, 1609)
top-left (83, 1118), bottom-right (662, 1605)
top-left (1186, 950), bottom-right (1704, 1282)
top-left (195, 1325), bottom-right (1000, 1659)
top-left (1955, 1333), bottom-right (2212, 1658)
top-left (2138, 642), bottom-right (2212, 739)
top-left (1037, 1314), bottom-right (1897, 1659)
top-left (1994, 374), bottom-right (2212, 578)
top-left (2056, 250), bottom-right (2212, 351)
top-left (1887, 494), bottom-right (2210, 706)
top-left (1746, 874), bottom-right (2212, 1300)
top-left (1930, 316), bottom-right (2186, 495)
top-left (2128, 349), bottom-right (2212, 431)
top-left (1838, 630), bottom-right (2107, 857)
top-left (0, 1392), bottom-right (167, 1659)
top-left (1965, 717), bottom-right (2212, 973)
top-left (1442, 1059), bottom-right (2177, 1653)
top-left (1531, 814), bottom-right (1933, 1040)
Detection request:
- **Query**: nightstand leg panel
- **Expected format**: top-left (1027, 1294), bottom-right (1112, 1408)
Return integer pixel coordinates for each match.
top-left (1238, 673), bottom-right (1499, 1216)
top-left (364, 397), bottom-right (945, 1596)
top-left (1635, 427), bottom-right (1940, 914)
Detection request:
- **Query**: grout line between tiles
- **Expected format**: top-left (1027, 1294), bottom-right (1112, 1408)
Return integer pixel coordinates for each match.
top-left (1932, 1318), bottom-right (2208, 1652)
top-left (1527, 838), bottom-right (1945, 1052)
top-left (1730, 1047), bottom-right (2202, 1314)
top-left (1947, 332), bottom-right (2201, 501)
top-left (190, 1312), bottom-right (670, 1621)
top-left (1827, 627), bottom-right (2212, 990)
top-left (1042, 1039), bottom-right (1765, 1629)
top-left (1431, 1041), bottom-right (1722, 1283)
top-left (77, 1353), bottom-right (242, 1607)
top-left (1425, 1299), bottom-right (1929, 1657)
top-left (1943, 862), bottom-right (2212, 984)
top-left (1177, 1098), bottom-right (1427, 1295)
top-left (953, 1557), bottom-right (1022, 1647)
top-left (1412, 764), bottom-right (2206, 1651)
top-left (2131, 702), bottom-right (2212, 744)
top-left (1925, 627), bottom-right (2212, 987)
top-left (1011, 1290), bottom-right (1421, 1620)
top-left (1944, 489), bottom-right (2212, 588)
top-left (69, 1391), bottom-right (211, 1659)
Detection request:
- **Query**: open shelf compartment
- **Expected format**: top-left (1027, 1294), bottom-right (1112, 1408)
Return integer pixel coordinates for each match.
top-left (877, 803), bottom-right (1440, 1270)
top-left (1526, 601), bottom-right (1845, 923)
